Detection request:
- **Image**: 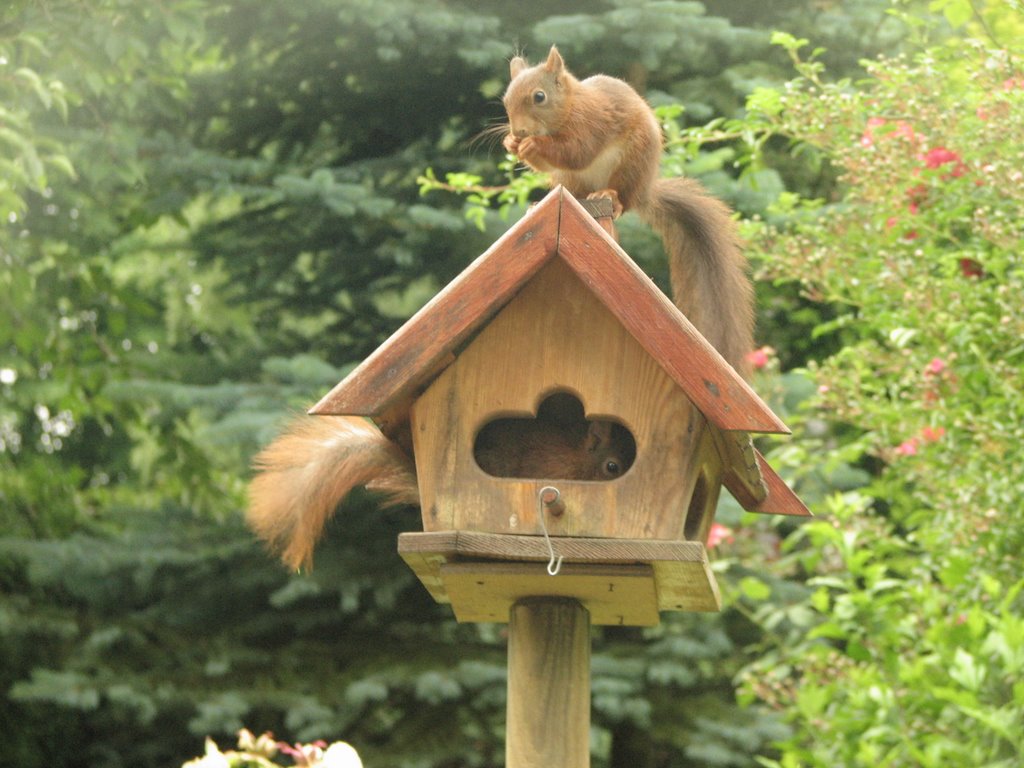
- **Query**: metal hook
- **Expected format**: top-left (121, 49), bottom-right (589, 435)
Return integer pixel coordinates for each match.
top-left (537, 486), bottom-right (564, 576)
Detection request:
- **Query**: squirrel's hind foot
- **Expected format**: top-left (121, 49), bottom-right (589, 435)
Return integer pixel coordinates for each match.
top-left (586, 188), bottom-right (623, 218)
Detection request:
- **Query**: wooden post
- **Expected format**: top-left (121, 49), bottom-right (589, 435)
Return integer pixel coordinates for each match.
top-left (579, 197), bottom-right (617, 239)
top-left (506, 597), bottom-right (591, 768)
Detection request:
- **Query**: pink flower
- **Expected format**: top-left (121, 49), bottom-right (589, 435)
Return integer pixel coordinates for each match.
top-left (278, 741), bottom-right (329, 766)
top-left (895, 438), bottom-right (919, 456)
top-left (746, 346), bottom-right (774, 370)
top-left (860, 116), bottom-right (886, 147)
top-left (707, 523), bottom-right (734, 549)
top-left (895, 424), bottom-right (945, 457)
top-left (924, 357), bottom-right (947, 376)
top-left (922, 146), bottom-right (967, 178)
top-left (923, 146), bottom-right (960, 168)
top-left (861, 117), bottom-right (916, 147)
top-left (892, 120), bottom-right (916, 141)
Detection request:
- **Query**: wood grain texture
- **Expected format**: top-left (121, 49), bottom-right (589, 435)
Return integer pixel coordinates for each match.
top-left (399, 529), bottom-right (708, 561)
top-left (651, 557), bottom-right (722, 612)
top-left (579, 197), bottom-right (617, 239)
top-left (397, 531), bottom-right (722, 614)
top-left (441, 561), bottom-right (659, 626)
top-left (307, 185), bottom-right (807, 537)
top-left (410, 257), bottom-right (706, 540)
top-left (744, 449), bottom-right (813, 516)
top-left (308, 191), bottom-right (560, 417)
top-left (506, 598), bottom-right (590, 768)
top-left (714, 429), bottom-right (768, 510)
top-left (554, 190), bottom-right (789, 435)
top-left (681, 426), bottom-right (725, 546)
top-left (310, 186), bottom-right (788, 439)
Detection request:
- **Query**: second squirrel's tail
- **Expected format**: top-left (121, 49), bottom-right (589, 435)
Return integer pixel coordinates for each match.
top-left (637, 177), bottom-right (755, 377)
top-left (247, 415), bottom-right (418, 570)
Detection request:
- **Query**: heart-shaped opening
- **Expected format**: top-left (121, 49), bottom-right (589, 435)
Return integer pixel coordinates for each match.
top-left (473, 391), bottom-right (636, 481)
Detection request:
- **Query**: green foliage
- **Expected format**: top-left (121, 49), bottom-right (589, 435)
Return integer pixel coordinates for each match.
top-left (0, 27), bottom-right (73, 220)
top-left (725, 15), bottom-right (1024, 766)
top-left (14, 1), bottom-right (1012, 767)
top-left (417, 156), bottom-right (547, 232)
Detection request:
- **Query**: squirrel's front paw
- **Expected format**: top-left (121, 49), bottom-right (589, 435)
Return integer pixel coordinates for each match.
top-left (502, 133), bottom-right (521, 155)
top-left (517, 136), bottom-right (543, 163)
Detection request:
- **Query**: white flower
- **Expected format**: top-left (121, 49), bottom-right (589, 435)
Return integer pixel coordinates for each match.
top-left (182, 738), bottom-right (230, 768)
top-left (319, 741), bottom-right (363, 768)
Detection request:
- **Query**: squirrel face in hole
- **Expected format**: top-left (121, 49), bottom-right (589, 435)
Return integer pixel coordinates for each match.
top-left (473, 392), bottom-right (636, 481)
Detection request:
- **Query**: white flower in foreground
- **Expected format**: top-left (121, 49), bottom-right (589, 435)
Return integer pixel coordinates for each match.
top-left (320, 741), bottom-right (363, 768)
top-left (182, 738), bottom-right (230, 768)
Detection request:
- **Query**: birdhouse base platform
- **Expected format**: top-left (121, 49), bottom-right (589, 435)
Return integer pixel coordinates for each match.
top-left (443, 562), bottom-right (660, 626)
top-left (398, 531), bottom-right (722, 625)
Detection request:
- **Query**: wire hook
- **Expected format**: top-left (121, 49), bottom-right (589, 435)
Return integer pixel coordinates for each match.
top-left (537, 486), bottom-right (564, 576)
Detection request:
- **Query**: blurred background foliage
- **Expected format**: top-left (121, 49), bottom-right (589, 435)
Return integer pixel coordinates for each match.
top-left (1, 1), bottom-right (1021, 766)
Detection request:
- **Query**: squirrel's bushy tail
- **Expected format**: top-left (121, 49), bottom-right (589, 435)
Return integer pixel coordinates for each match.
top-left (637, 177), bottom-right (755, 377)
top-left (247, 415), bottom-right (418, 570)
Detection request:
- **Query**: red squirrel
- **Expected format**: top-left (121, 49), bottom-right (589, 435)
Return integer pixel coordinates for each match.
top-left (474, 392), bottom-right (635, 479)
top-left (502, 45), bottom-right (755, 375)
top-left (248, 399), bottom-right (633, 570)
top-left (247, 47), bottom-right (754, 570)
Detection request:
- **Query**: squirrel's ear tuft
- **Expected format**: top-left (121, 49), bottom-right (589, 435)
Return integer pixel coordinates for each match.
top-left (544, 45), bottom-right (564, 74)
top-left (509, 55), bottom-right (527, 79)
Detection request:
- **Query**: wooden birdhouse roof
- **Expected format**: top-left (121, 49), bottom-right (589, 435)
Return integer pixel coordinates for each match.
top-left (313, 187), bottom-right (785, 432)
top-left (311, 187), bottom-right (809, 518)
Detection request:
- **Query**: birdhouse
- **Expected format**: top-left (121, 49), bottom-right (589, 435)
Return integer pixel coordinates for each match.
top-left (310, 187), bottom-right (808, 625)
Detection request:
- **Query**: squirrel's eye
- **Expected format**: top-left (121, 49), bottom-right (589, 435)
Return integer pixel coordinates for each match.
top-left (532, 90), bottom-right (547, 105)
top-left (603, 460), bottom-right (621, 477)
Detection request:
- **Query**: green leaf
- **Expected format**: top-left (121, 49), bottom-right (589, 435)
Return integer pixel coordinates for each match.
top-left (949, 648), bottom-right (986, 691)
top-left (770, 31), bottom-right (809, 52)
top-left (930, 0), bottom-right (974, 27)
top-left (739, 576), bottom-right (772, 601)
top-left (47, 153), bottom-right (77, 180)
top-left (747, 86), bottom-right (784, 118)
top-left (15, 67), bottom-right (51, 108)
